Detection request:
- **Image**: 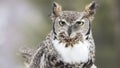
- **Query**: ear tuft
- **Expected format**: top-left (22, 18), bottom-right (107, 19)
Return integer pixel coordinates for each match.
top-left (85, 1), bottom-right (97, 17)
top-left (89, 1), bottom-right (96, 11)
top-left (52, 2), bottom-right (62, 16)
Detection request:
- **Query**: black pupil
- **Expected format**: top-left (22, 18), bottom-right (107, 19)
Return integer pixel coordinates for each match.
top-left (77, 21), bottom-right (83, 25)
top-left (60, 21), bottom-right (65, 25)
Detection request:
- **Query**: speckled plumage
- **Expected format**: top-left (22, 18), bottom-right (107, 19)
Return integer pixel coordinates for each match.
top-left (27, 32), bottom-right (95, 68)
top-left (20, 1), bottom-right (97, 68)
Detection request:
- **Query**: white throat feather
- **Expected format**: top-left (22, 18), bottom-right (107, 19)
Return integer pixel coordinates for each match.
top-left (52, 39), bottom-right (90, 64)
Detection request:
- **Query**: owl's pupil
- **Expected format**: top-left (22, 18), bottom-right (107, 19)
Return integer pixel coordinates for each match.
top-left (76, 21), bottom-right (84, 25)
top-left (59, 21), bottom-right (66, 26)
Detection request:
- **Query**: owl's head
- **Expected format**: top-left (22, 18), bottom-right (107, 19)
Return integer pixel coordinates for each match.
top-left (50, 1), bottom-right (97, 47)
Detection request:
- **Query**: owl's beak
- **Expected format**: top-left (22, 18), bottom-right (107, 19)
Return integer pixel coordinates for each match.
top-left (68, 26), bottom-right (72, 36)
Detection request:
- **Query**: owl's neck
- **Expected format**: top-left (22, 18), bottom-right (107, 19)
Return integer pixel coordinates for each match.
top-left (52, 37), bottom-right (91, 64)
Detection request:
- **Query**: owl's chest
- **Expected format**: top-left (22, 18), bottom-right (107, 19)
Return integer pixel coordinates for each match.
top-left (52, 40), bottom-right (91, 64)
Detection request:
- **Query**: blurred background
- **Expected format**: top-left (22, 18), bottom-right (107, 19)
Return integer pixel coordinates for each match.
top-left (0, 0), bottom-right (120, 68)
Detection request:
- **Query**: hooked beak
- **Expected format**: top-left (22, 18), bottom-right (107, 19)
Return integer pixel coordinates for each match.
top-left (68, 26), bottom-right (72, 36)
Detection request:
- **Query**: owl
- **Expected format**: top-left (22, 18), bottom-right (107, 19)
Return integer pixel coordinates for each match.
top-left (20, 1), bottom-right (97, 68)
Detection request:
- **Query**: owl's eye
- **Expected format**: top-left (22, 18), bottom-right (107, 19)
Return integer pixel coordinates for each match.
top-left (76, 21), bottom-right (84, 26)
top-left (59, 21), bottom-right (66, 26)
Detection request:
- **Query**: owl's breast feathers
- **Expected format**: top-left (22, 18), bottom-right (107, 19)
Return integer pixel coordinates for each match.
top-left (25, 33), bottom-right (95, 68)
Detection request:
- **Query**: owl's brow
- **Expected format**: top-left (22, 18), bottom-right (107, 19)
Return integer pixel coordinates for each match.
top-left (81, 15), bottom-right (88, 19)
top-left (75, 14), bottom-right (87, 22)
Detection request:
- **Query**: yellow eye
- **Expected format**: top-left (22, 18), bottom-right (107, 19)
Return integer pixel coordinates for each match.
top-left (76, 21), bottom-right (84, 26)
top-left (59, 21), bottom-right (66, 26)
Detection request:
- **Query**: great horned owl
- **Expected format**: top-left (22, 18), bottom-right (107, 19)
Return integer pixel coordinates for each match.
top-left (20, 1), bottom-right (97, 68)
